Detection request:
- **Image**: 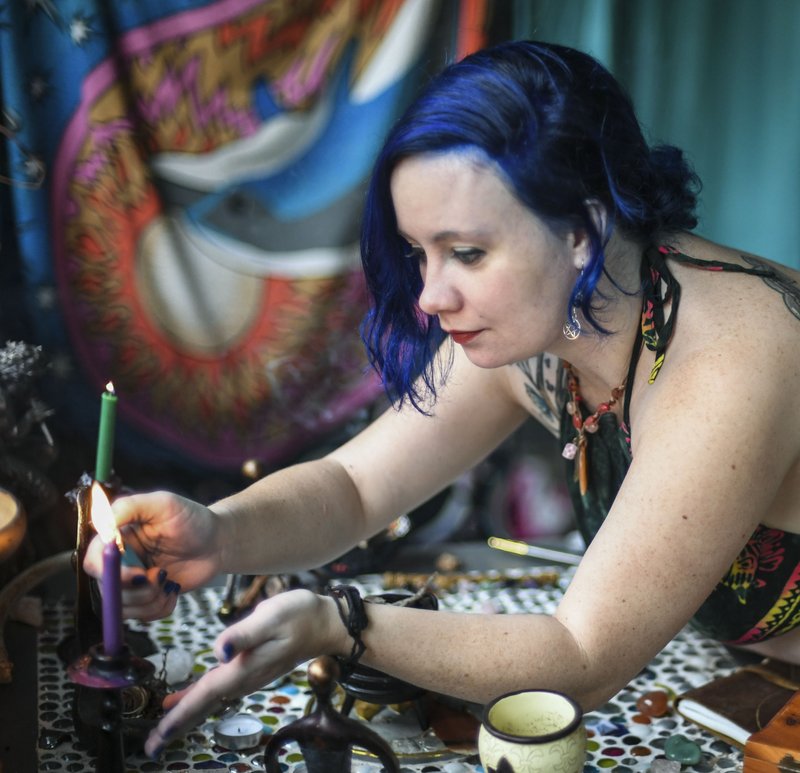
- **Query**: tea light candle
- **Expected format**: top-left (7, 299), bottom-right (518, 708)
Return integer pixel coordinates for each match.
top-left (95, 382), bottom-right (117, 484)
top-left (91, 482), bottom-right (124, 657)
top-left (0, 488), bottom-right (25, 561)
top-left (213, 714), bottom-right (264, 750)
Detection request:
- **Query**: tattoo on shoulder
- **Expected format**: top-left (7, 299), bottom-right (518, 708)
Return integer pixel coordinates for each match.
top-left (742, 254), bottom-right (800, 321)
top-left (515, 355), bottom-right (566, 429)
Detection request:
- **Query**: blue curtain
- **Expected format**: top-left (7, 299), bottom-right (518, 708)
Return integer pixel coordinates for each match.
top-left (511, 0), bottom-right (800, 265)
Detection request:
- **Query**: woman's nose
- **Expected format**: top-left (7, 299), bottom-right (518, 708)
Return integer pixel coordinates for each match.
top-left (417, 264), bottom-right (460, 316)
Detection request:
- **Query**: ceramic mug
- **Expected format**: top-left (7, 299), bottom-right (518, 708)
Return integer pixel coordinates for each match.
top-left (478, 689), bottom-right (586, 773)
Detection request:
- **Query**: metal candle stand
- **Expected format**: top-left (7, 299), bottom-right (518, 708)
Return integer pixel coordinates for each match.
top-left (62, 477), bottom-right (160, 771)
top-left (68, 644), bottom-right (155, 773)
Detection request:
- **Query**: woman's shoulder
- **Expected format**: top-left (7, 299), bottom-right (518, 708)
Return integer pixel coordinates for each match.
top-left (669, 234), bottom-right (800, 347)
top-left (507, 353), bottom-right (568, 437)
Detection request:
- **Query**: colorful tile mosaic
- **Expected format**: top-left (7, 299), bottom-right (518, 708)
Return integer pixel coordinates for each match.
top-left (37, 569), bottom-right (744, 771)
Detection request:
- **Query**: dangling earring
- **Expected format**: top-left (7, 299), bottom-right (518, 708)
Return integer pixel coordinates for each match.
top-left (563, 263), bottom-right (585, 341)
top-left (563, 308), bottom-right (581, 340)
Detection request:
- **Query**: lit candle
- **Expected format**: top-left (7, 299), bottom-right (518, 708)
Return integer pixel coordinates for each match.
top-left (91, 482), bottom-right (124, 656)
top-left (95, 382), bottom-right (117, 484)
top-left (0, 488), bottom-right (26, 562)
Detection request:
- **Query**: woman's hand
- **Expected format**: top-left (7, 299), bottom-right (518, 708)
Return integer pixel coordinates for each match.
top-left (83, 491), bottom-right (224, 621)
top-left (143, 589), bottom-right (344, 759)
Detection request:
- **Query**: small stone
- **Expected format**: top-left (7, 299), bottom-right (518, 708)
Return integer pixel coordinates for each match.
top-left (649, 760), bottom-right (681, 773)
top-left (146, 647), bottom-right (194, 685)
top-left (636, 690), bottom-right (670, 717)
top-left (664, 734), bottom-right (702, 765)
top-left (562, 442), bottom-right (578, 460)
top-left (435, 552), bottom-right (461, 572)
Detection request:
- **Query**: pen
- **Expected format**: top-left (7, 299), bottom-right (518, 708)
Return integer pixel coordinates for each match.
top-left (487, 536), bottom-right (583, 566)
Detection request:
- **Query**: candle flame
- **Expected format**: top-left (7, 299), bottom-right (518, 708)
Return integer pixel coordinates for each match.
top-left (91, 481), bottom-right (123, 550)
top-left (105, 381), bottom-right (115, 394)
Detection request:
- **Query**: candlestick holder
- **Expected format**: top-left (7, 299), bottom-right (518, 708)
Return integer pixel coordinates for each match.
top-left (59, 474), bottom-right (164, 766)
top-left (68, 643), bottom-right (156, 772)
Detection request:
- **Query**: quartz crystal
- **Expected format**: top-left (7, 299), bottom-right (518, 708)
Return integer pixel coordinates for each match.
top-left (649, 760), bottom-right (681, 773)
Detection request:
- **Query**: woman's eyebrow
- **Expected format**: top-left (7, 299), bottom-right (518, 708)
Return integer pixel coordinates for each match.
top-left (398, 228), bottom-right (489, 243)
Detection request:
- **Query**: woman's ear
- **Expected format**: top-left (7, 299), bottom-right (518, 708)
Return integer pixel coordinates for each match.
top-left (570, 199), bottom-right (608, 270)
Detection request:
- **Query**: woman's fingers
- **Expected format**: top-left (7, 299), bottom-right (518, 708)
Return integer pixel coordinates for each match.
top-left (145, 595), bottom-right (326, 759)
top-left (145, 661), bottom-right (256, 759)
top-left (117, 566), bottom-right (181, 620)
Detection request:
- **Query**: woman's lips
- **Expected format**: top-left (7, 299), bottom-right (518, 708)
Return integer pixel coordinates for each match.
top-left (449, 330), bottom-right (481, 345)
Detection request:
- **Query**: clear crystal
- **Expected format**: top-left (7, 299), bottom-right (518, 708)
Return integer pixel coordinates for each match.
top-left (649, 760), bottom-right (681, 773)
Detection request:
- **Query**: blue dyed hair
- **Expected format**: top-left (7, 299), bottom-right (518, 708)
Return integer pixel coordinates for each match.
top-left (360, 40), bottom-right (700, 410)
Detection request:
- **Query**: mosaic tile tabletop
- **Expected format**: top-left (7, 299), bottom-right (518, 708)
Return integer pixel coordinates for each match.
top-left (36, 568), bottom-right (744, 772)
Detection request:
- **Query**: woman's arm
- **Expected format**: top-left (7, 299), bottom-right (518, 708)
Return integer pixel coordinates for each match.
top-left (209, 342), bottom-right (531, 575)
top-left (356, 338), bottom-right (799, 710)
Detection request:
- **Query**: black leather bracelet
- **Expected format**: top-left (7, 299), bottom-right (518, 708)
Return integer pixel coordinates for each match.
top-left (327, 585), bottom-right (369, 675)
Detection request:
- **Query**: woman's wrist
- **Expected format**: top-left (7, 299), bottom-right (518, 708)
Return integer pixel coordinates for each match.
top-left (207, 499), bottom-right (238, 575)
top-left (320, 594), bottom-right (358, 661)
top-left (324, 585), bottom-right (371, 676)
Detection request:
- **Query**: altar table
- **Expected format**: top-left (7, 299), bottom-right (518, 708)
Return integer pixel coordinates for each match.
top-left (35, 567), bottom-right (743, 772)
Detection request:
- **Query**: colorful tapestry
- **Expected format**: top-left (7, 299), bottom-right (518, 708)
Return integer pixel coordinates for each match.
top-left (0, 0), bottom-right (442, 472)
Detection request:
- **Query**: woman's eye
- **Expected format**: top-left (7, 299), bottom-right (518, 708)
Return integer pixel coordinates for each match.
top-left (404, 245), bottom-right (426, 263)
top-left (452, 248), bottom-right (485, 265)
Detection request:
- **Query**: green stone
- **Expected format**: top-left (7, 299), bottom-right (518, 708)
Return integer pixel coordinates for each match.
top-left (664, 733), bottom-right (702, 765)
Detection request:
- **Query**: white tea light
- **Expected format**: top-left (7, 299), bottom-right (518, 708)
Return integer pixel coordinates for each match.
top-left (213, 714), bottom-right (264, 751)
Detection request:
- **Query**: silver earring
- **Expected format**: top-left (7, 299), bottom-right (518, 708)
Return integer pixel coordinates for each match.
top-left (563, 309), bottom-right (581, 340)
top-left (563, 266), bottom-right (585, 340)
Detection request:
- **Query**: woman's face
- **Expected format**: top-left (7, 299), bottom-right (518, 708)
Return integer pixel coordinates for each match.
top-left (390, 151), bottom-right (582, 368)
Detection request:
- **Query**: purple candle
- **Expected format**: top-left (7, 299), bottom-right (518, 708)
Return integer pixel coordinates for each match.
top-left (91, 483), bottom-right (124, 656)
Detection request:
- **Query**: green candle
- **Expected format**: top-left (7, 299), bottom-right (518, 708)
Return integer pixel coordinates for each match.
top-left (95, 382), bottom-right (117, 484)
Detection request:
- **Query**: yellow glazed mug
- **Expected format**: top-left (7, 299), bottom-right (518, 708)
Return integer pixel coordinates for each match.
top-left (478, 689), bottom-right (586, 773)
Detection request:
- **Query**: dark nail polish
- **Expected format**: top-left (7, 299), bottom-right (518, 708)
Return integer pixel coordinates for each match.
top-left (131, 574), bottom-right (149, 587)
top-left (163, 580), bottom-right (180, 596)
top-left (157, 569), bottom-right (168, 585)
top-left (222, 642), bottom-right (235, 663)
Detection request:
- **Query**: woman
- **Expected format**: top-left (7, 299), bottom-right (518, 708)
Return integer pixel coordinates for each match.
top-left (85, 41), bottom-right (800, 760)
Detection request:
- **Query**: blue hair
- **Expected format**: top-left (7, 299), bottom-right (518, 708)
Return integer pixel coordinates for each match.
top-left (360, 40), bottom-right (700, 410)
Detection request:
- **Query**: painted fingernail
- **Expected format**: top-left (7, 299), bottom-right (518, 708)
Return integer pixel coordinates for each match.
top-left (157, 569), bottom-right (168, 585)
top-left (222, 642), bottom-right (236, 663)
top-left (131, 574), bottom-right (149, 587)
top-left (163, 580), bottom-right (181, 596)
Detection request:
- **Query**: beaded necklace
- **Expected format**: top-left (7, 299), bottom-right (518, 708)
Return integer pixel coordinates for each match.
top-left (562, 363), bottom-right (627, 496)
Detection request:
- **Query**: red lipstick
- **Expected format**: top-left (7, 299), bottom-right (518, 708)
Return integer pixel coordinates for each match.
top-left (449, 330), bottom-right (481, 345)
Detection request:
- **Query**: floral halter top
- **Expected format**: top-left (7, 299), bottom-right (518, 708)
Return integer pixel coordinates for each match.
top-left (560, 245), bottom-right (800, 644)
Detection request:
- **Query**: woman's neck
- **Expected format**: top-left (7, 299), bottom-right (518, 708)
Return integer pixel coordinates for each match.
top-left (551, 235), bottom-right (644, 402)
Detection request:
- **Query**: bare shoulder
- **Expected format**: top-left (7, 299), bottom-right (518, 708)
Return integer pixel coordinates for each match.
top-left (629, 236), bottom-right (800, 530)
top-left (660, 236), bottom-right (800, 377)
top-left (671, 234), bottom-right (800, 332)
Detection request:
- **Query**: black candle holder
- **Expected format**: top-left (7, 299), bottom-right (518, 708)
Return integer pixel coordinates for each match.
top-left (68, 643), bottom-right (155, 773)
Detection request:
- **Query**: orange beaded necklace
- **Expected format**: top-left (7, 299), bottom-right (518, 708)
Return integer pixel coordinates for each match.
top-left (562, 362), bottom-right (627, 496)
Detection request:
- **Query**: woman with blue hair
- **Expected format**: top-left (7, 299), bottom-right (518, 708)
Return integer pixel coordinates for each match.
top-left (86, 40), bottom-right (800, 759)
